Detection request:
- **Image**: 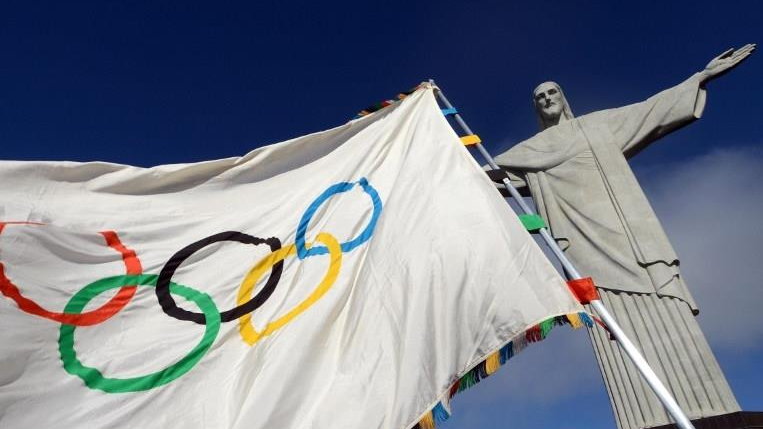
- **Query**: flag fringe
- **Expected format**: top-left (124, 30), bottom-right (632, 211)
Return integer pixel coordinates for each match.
top-left (411, 311), bottom-right (593, 429)
top-left (353, 85), bottom-right (422, 119)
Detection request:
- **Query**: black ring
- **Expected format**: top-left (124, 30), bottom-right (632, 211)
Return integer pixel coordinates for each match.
top-left (155, 231), bottom-right (283, 324)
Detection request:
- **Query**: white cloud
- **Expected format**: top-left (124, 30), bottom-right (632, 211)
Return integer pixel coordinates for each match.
top-left (640, 146), bottom-right (763, 350)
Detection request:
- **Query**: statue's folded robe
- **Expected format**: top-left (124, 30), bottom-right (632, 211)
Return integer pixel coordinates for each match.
top-left (495, 75), bottom-right (707, 311)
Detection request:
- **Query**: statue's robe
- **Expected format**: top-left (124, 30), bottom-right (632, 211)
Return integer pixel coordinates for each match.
top-left (495, 75), bottom-right (740, 429)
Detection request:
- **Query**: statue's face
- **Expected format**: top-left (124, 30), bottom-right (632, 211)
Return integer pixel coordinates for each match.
top-left (533, 82), bottom-right (564, 121)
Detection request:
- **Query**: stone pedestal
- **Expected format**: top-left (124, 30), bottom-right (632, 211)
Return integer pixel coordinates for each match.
top-left (650, 412), bottom-right (763, 429)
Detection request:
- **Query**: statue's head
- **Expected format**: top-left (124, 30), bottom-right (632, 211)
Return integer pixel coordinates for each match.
top-left (533, 81), bottom-right (574, 130)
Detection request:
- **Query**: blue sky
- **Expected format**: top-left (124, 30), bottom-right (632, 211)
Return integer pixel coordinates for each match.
top-left (2, 1), bottom-right (761, 427)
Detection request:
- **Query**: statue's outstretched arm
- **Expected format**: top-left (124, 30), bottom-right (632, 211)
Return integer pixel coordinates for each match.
top-left (611, 44), bottom-right (754, 158)
top-left (699, 43), bottom-right (755, 84)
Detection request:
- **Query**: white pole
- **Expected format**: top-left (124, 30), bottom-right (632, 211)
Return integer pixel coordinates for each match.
top-left (429, 80), bottom-right (696, 429)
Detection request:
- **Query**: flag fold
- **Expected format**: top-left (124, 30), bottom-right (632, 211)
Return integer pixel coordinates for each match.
top-left (0, 84), bottom-right (583, 429)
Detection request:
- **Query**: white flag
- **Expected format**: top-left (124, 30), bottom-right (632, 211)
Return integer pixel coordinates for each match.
top-left (0, 83), bottom-right (586, 429)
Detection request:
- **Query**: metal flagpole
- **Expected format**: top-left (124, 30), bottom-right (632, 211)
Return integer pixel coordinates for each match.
top-left (429, 79), bottom-right (697, 429)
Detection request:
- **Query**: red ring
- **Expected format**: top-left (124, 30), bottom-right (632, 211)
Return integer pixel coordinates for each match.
top-left (0, 222), bottom-right (142, 326)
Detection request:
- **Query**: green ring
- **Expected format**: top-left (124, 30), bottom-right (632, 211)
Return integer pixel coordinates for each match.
top-left (58, 274), bottom-right (220, 393)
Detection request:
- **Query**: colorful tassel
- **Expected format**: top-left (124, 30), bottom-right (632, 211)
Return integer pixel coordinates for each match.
top-left (448, 381), bottom-right (460, 398)
top-left (539, 319), bottom-right (555, 339)
top-left (419, 411), bottom-right (435, 429)
top-left (514, 335), bottom-right (528, 354)
top-left (580, 312), bottom-right (594, 327)
top-left (566, 312), bottom-right (583, 328)
top-left (458, 370), bottom-right (477, 391)
top-left (526, 324), bottom-right (542, 342)
top-left (476, 360), bottom-right (488, 381)
top-left (432, 402), bottom-right (450, 422)
top-left (485, 351), bottom-right (501, 375)
top-left (416, 311), bottom-right (593, 429)
top-left (499, 341), bottom-right (514, 364)
top-left (353, 85), bottom-right (421, 119)
top-left (553, 315), bottom-right (568, 327)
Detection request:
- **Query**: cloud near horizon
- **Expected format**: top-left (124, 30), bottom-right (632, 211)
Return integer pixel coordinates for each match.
top-left (641, 145), bottom-right (763, 350)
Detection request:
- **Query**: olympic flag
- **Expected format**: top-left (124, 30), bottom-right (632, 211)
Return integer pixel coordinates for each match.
top-left (0, 83), bottom-right (585, 429)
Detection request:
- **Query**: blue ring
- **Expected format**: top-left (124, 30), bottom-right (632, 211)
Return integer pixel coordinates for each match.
top-left (295, 178), bottom-right (382, 259)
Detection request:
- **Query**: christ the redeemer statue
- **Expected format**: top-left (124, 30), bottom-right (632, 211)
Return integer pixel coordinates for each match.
top-left (493, 44), bottom-right (755, 429)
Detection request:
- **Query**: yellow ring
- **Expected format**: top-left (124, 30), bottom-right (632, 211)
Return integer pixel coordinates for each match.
top-left (237, 232), bottom-right (342, 346)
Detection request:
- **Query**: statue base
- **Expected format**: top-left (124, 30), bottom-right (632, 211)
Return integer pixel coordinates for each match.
top-left (649, 412), bottom-right (763, 429)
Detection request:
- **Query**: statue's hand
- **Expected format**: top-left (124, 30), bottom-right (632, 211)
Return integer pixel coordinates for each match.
top-left (701, 43), bottom-right (756, 83)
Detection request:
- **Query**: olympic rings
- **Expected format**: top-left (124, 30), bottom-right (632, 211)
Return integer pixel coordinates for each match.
top-left (156, 232), bottom-right (282, 325)
top-left (58, 274), bottom-right (220, 393)
top-left (237, 232), bottom-right (341, 345)
top-left (295, 177), bottom-right (382, 259)
top-left (2, 178), bottom-right (383, 393)
top-left (0, 226), bottom-right (142, 326)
